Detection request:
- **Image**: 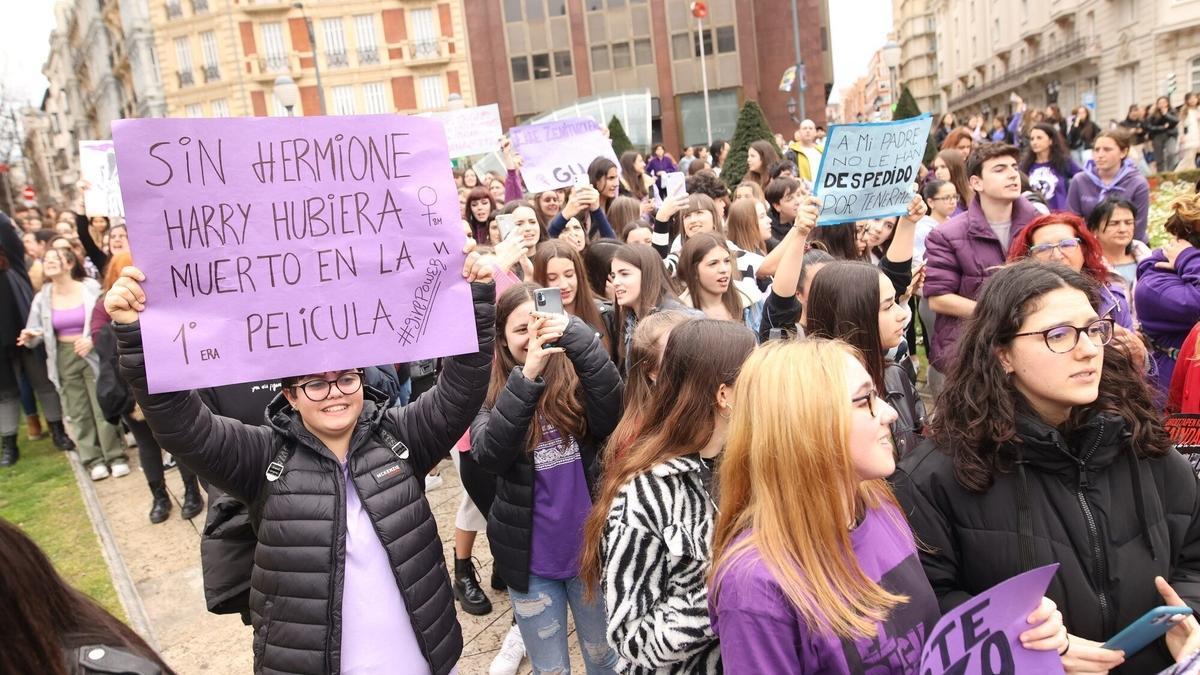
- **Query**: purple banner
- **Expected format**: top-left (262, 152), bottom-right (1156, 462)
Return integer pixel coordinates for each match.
top-left (509, 117), bottom-right (620, 193)
top-left (112, 115), bottom-right (475, 394)
top-left (919, 564), bottom-right (1064, 675)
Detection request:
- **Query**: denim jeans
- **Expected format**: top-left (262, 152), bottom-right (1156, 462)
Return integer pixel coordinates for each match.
top-left (508, 574), bottom-right (618, 674)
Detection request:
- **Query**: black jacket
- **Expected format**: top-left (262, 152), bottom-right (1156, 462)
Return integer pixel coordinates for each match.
top-left (117, 282), bottom-right (496, 675)
top-left (892, 412), bottom-right (1200, 674)
top-left (470, 316), bottom-right (623, 593)
top-left (1148, 109), bottom-right (1180, 140)
top-left (1068, 119), bottom-right (1101, 151)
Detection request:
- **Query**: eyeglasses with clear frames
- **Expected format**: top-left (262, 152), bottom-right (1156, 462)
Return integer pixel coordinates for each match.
top-left (1028, 238), bottom-right (1081, 260)
top-left (290, 371), bottom-right (364, 402)
top-left (1012, 317), bottom-right (1115, 354)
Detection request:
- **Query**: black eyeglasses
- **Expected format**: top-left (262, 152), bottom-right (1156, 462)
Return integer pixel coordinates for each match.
top-left (851, 389), bottom-right (881, 417)
top-left (1013, 318), bottom-right (1114, 354)
top-left (290, 371), bottom-right (364, 401)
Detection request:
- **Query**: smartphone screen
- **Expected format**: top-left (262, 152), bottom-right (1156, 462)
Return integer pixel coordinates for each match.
top-left (496, 214), bottom-right (516, 240)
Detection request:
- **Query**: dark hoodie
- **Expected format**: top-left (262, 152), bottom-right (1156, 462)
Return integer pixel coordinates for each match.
top-left (892, 412), bottom-right (1200, 674)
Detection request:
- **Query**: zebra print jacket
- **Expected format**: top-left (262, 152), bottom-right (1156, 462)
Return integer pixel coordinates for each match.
top-left (601, 454), bottom-right (722, 674)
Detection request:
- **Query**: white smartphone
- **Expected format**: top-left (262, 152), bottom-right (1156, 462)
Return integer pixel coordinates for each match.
top-left (663, 171), bottom-right (687, 200)
top-left (496, 214), bottom-right (516, 240)
top-left (573, 173), bottom-right (591, 190)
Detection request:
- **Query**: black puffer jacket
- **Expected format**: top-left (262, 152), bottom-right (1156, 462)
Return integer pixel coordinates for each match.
top-left (892, 412), bottom-right (1200, 674)
top-left (470, 316), bottom-right (623, 593)
top-left (116, 282), bottom-right (495, 675)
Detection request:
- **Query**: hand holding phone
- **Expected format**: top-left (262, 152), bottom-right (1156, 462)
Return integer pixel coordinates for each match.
top-left (1103, 606), bottom-right (1193, 657)
top-left (662, 171), bottom-right (687, 200)
top-left (496, 214), bottom-right (516, 241)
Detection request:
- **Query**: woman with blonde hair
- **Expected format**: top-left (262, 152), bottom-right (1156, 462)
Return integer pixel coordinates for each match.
top-left (581, 320), bottom-right (755, 673)
top-left (708, 339), bottom-right (1067, 672)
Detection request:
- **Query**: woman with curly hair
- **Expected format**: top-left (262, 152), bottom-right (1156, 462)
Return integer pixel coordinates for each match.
top-left (1135, 192), bottom-right (1200, 390)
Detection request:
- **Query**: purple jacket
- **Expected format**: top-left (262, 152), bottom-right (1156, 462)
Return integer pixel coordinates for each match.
top-left (1134, 246), bottom-right (1200, 391)
top-left (1066, 159), bottom-right (1151, 242)
top-left (923, 196), bottom-right (1042, 372)
top-left (646, 155), bottom-right (677, 177)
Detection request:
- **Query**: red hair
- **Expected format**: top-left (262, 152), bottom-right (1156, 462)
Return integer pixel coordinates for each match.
top-left (1006, 213), bottom-right (1110, 282)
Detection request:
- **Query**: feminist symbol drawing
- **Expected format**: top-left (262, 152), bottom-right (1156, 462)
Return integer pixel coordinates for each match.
top-left (418, 186), bottom-right (441, 228)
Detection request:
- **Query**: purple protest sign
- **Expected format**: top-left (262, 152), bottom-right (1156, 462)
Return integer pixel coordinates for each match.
top-left (111, 115), bottom-right (474, 394)
top-left (509, 117), bottom-right (620, 193)
top-left (919, 564), bottom-right (1064, 675)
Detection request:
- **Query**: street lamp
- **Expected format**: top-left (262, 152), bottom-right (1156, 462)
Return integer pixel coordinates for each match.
top-left (292, 2), bottom-right (327, 115)
top-left (882, 39), bottom-right (901, 119)
top-left (274, 75), bottom-right (299, 116)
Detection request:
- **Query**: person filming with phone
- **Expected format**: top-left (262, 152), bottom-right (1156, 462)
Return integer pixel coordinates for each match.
top-left (548, 165), bottom-right (616, 241)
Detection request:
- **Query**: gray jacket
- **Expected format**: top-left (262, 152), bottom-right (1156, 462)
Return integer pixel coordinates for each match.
top-left (24, 278), bottom-right (103, 389)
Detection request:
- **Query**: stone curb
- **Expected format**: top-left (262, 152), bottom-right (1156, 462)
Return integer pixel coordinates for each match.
top-left (65, 448), bottom-right (160, 651)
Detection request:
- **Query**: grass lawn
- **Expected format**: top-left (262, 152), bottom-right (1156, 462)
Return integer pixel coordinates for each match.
top-left (0, 425), bottom-right (124, 621)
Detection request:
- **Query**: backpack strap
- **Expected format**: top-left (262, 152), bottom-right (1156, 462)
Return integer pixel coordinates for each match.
top-left (264, 426), bottom-right (410, 482)
top-left (376, 426), bottom-right (411, 461)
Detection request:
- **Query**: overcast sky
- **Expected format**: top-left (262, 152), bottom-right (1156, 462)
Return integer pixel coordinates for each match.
top-left (0, 0), bottom-right (891, 108)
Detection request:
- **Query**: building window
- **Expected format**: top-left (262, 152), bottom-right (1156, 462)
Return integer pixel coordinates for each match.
top-left (679, 88), bottom-right (739, 147)
top-left (323, 17), bottom-right (348, 67)
top-left (693, 29), bottom-right (714, 57)
top-left (354, 14), bottom-right (379, 65)
top-left (511, 56), bottom-right (530, 82)
top-left (261, 22), bottom-right (288, 71)
top-left (166, 1), bottom-right (182, 19)
top-left (554, 50), bottom-right (572, 76)
top-left (716, 26), bottom-right (735, 53)
top-left (586, 0), bottom-right (602, 10)
top-left (174, 36), bottom-right (194, 87)
top-left (612, 42), bottom-right (632, 69)
top-left (608, 0), bottom-right (625, 7)
top-left (525, 0), bottom-right (544, 20)
top-left (199, 31), bottom-right (220, 82)
top-left (419, 74), bottom-right (445, 108)
top-left (532, 53), bottom-right (552, 79)
top-left (547, 0), bottom-right (567, 16)
top-left (363, 82), bottom-right (388, 114)
top-left (211, 99), bottom-right (230, 117)
top-left (591, 45), bottom-right (610, 71)
top-left (185, 103), bottom-right (205, 118)
top-left (411, 8), bottom-right (438, 57)
top-left (634, 38), bottom-right (652, 65)
top-left (671, 33), bottom-right (690, 60)
top-left (332, 85), bottom-right (356, 115)
top-left (504, 0), bottom-right (522, 22)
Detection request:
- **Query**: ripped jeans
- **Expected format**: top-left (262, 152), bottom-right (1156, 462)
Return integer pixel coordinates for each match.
top-left (509, 574), bottom-right (619, 674)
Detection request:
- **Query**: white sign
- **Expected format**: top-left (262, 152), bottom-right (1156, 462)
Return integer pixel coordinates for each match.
top-left (813, 114), bottom-right (932, 226)
top-left (509, 117), bottom-right (620, 194)
top-left (424, 103), bottom-right (503, 158)
top-left (80, 140), bottom-right (125, 218)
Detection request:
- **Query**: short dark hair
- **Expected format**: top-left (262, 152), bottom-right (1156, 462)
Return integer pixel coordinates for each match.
top-left (764, 177), bottom-right (802, 207)
top-left (33, 228), bottom-right (57, 245)
top-left (965, 143), bottom-right (1019, 178)
top-left (768, 159), bottom-right (796, 180)
top-left (685, 169), bottom-right (729, 201)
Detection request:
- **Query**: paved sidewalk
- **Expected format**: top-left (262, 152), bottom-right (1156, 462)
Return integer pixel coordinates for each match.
top-left (90, 452), bottom-right (584, 674)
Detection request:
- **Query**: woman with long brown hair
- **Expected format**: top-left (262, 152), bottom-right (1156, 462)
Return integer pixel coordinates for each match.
top-left (470, 283), bottom-right (623, 674)
top-left (709, 339), bottom-right (1067, 672)
top-left (0, 517), bottom-right (176, 674)
top-left (677, 233), bottom-right (763, 334)
top-left (465, 185), bottom-right (499, 244)
top-left (744, 140), bottom-right (780, 190)
top-left (581, 320), bottom-right (755, 673)
top-left (611, 244), bottom-right (695, 372)
top-left (532, 239), bottom-right (616, 358)
top-left (725, 198), bottom-right (771, 257)
top-left (931, 148), bottom-right (971, 214)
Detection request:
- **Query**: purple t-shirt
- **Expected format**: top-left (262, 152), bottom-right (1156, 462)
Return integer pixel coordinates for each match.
top-left (340, 463), bottom-right (433, 675)
top-left (529, 423), bottom-right (592, 579)
top-left (1028, 159), bottom-right (1081, 212)
top-left (710, 503), bottom-right (939, 674)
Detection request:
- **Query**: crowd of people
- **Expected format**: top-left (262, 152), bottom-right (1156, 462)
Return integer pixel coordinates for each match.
top-left (6, 95), bottom-right (1200, 675)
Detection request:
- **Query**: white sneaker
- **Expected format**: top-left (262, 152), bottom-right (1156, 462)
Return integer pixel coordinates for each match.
top-left (110, 462), bottom-right (131, 478)
top-left (488, 624), bottom-right (525, 675)
top-left (90, 464), bottom-right (110, 481)
top-left (424, 473), bottom-right (444, 491)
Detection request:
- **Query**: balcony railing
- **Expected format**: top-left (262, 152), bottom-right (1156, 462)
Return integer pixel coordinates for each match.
top-left (357, 47), bottom-right (380, 65)
top-left (260, 54), bottom-right (289, 72)
top-left (192, 0), bottom-right (208, 12)
top-left (166, 2), bottom-right (182, 19)
top-left (177, 70), bottom-right (194, 87)
top-left (202, 64), bottom-right (220, 82)
top-left (410, 38), bottom-right (442, 59)
top-left (326, 50), bottom-right (349, 68)
top-left (947, 37), bottom-right (1096, 109)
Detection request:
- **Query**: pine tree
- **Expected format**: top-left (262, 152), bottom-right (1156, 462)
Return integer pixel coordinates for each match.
top-left (608, 116), bottom-right (635, 157)
top-left (892, 86), bottom-right (939, 164)
top-left (722, 100), bottom-right (781, 187)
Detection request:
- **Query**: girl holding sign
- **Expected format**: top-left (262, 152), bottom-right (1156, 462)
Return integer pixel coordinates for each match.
top-left (470, 283), bottom-right (623, 675)
top-left (708, 339), bottom-right (1070, 673)
top-left (894, 261), bottom-right (1200, 674)
top-left (104, 254), bottom-right (499, 675)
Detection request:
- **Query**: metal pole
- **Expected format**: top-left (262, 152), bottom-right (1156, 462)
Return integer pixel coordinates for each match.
top-left (789, 0), bottom-right (805, 122)
top-left (302, 12), bottom-right (327, 115)
top-left (697, 17), bottom-right (712, 145)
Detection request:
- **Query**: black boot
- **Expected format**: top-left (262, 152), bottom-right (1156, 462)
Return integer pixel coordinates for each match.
top-left (180, 475), bottom-right (205, 520)
top-left (452, 557), bottom-right (492, 616)
top-left (48, 420), bottom-right (74, 451)
top-left (0, 435), bottom-right (17, 467)
top-left (491, 569), bottom-right (507, 592)
top-left (148, 482), bottom-right (172, 524)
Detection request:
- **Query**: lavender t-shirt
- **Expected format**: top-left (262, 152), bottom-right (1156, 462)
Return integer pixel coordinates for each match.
top-left (529, 423), bottom-right (592, 579)
top-left (340, 463), bottom-right (433, 675)
top-left (710, 503), bottom-right (939, 674)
